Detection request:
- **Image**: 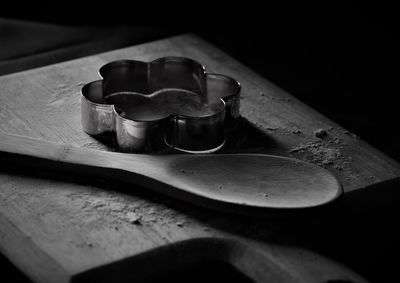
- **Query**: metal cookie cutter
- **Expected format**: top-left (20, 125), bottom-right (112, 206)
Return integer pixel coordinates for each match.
top-left (81, 57), bottom-right (241, 153)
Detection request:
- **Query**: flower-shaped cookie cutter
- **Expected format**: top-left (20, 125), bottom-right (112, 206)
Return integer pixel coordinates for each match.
top-left (81, 57), bottom-right (241, 153)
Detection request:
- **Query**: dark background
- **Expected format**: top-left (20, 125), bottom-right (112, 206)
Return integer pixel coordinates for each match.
top-left (1, 1), bottom-right (399, 282)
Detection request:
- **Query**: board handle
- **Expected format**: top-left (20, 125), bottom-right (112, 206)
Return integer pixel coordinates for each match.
top-left (228, 240), bottom-right (368, 283)
top-left (71, 237), bottom-right (368, 283)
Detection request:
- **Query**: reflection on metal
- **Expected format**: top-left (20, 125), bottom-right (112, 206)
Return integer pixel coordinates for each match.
top-left (81, 57), bottom-right (241, 153)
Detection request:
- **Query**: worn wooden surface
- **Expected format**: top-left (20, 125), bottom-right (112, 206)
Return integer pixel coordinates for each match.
top-left (1, 33), bottom-right (399, 283)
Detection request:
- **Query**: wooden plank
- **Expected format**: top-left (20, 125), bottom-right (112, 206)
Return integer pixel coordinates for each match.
top-left (1, 33), bottom-right (396, 282)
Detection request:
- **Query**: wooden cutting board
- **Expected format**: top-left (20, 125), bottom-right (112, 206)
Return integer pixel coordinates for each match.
top-left (1, 33), bottom-right (399, 283)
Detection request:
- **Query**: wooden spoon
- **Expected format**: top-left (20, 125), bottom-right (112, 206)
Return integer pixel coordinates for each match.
top-left (0, 133), bottom-right (342, 214)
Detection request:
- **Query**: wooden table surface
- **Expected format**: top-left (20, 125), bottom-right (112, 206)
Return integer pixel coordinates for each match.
top-left (1, 33), bottom-right (399, 283)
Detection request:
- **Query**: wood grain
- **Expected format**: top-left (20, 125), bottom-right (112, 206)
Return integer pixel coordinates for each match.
top-left (0, 133), bottom-right (342, 213)
top-left (1, 33), bottom-right (396, 282)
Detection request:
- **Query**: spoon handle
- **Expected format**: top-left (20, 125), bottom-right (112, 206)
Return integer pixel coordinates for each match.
top-left (0, 132), bottom-right (186, 207)
top-left (0, 132), bottom-right (166, 185)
